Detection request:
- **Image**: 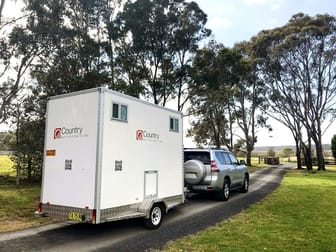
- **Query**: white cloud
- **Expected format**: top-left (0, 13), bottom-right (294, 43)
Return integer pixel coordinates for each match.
top-left (208, 16), bottom-right (231, 29)
top-left (243, 0), bottom-right (286, 10)
top-left (270, 3), bottom-right (280, 11)
top-left (243, 0), bottom-right (269, 6)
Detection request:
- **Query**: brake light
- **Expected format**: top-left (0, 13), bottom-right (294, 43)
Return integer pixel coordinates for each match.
top-left (92, 209), bottom-right (97, 223)
top-left (211, 160), bottom-right (220, 172)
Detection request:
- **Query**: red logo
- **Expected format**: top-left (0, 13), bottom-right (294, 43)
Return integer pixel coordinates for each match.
top-left (54, 128), bottom-right (62, 139)
top-left (136, 130), bottom-right (143, 140)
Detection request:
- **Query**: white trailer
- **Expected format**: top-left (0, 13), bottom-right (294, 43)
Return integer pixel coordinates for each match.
top-left (35, 87), bottom-right (184, 229)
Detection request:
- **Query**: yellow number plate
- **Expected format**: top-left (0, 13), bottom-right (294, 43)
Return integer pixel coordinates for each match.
top-left (68, 212), bottom-right (82, 221)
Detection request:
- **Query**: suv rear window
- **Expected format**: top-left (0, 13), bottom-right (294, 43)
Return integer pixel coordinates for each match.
top-left (184, 151), bottom-right (211, 165)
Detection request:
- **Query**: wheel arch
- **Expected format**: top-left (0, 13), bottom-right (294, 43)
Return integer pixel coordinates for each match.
top-left (244, 172), bottom-right (250, 182)
top-left (143, 201), bottom-right (166, 229)
top-left (143, 199), bottom-right (167, 219)
top-left (223, 175), bottom-right (231, 187)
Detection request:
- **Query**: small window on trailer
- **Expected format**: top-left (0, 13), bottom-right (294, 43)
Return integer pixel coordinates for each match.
top-left (169, 117), bottom-right (179, 132)
top-left (111, 102), bottom-right (128, 122)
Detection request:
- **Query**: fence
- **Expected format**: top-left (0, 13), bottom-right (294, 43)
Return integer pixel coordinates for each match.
top-left (258, 156), bottom-right (280, 165)
top-left (301, 158), bottom-right (336, 166)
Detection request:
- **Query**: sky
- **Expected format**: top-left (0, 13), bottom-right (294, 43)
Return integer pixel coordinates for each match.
top-left (184, 0), bottom-right (336, 147)
top-left (194, 0), bottom-right (336, 48)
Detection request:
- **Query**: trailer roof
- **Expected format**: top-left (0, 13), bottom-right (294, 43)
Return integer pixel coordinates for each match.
top-left (48, 87), bottom-right (182, 115)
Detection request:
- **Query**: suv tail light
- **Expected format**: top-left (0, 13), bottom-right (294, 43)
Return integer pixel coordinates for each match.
top-left (211, 160), bottom-right (220, 172)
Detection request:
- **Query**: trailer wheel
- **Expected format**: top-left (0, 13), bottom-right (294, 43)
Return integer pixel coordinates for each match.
top-left (144, 203), bottom-right (164, 229)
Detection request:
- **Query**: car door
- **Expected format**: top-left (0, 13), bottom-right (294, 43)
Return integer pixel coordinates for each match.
top-left (227, 152), bottom-right (244, 185)
top-left (221, 152), bottom-right (236, 184)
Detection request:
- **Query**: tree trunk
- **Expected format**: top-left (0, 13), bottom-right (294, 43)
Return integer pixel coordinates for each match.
top-left (303, 142), bottom-right (313, 171)
top-left (246, 150), bottom-right (252, 167)
top-left (315, 141), bottom-right (325, 171)
top-left (16, 164), bottom-right (20, 186)
top-left (27, 155), bottom-right (32, 181)
top-left (311, 125), bottom-right (326, 171)
top-left (295, 140), bottom-right (302, 169)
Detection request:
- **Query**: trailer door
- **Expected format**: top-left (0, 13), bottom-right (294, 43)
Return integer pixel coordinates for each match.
top-left (41, 91), bottom-right (100, 209)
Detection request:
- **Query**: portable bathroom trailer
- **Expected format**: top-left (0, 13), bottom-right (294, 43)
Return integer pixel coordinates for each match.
top-left (35, 87), bottom-right (184, 229)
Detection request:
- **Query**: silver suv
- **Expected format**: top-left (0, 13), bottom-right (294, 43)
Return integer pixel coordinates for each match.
top-left (184, 148), bottom-right (249, 201)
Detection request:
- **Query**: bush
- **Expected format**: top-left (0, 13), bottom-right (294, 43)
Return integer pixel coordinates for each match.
top-left (267, 147), bottom-right (276, 157)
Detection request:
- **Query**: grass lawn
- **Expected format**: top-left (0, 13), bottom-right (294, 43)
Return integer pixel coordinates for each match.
top-left (238, 157), bottom-right (270, 173)
top-left (0, 155), bottom-right (15, 176)
top-left (0, 183), bottom-right (59, 232)
top-left (160, 170), bottom-right (336, 252)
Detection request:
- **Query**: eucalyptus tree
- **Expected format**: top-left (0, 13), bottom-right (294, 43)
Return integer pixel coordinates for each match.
top-left (250, 13), bottom-right (336, 170)
top-left (114, 0), bottom-right (210, 109)
top-left (0, 1), bottom-right (37, 123)
top-left (24, 0), bottom-right (117, 97)
top-left (187, 42), bottom-right (235, 149)
top-left (169, 1), bottom-right (211, 111)
top-left (230, 43), bottom-right (268, 166)
top-left (188, 41), bottom-right (268, 163)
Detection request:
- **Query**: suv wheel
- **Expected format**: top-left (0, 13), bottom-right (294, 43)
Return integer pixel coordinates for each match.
top-left (240, 174), bottom-right (249, 193)
top-left (217, 178), bottom-right (230, 201)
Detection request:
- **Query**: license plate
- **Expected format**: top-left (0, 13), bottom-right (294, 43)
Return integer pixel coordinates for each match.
top-left (68, 212), bottom-right (82, 221)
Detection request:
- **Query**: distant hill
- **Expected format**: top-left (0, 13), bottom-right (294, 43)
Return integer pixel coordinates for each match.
top-left (254, 144), bottom-right (331, 153)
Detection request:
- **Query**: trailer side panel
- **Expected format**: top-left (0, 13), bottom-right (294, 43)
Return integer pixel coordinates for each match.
top-left (99, 91), bottom-right (183, 209)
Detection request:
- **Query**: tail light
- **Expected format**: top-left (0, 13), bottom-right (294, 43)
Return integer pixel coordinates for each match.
top-left (37, 202), bottom-right (42, 213)
top-left (211, 160), bottom-right (220, 172)
top-left (92, 209), bottom-right (97, 223)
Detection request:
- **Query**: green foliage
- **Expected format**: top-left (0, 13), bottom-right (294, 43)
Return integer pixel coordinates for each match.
top-left (281, 148), bottom-right (294, 162)
top-left (267, 147), bottom-right (276, 157)
top-left (114, 0), bottom-right (210, 108)
top-left (26, 0), bottom-right (113, 97)
top-left (331, 135), bottom-right (336, 159)
top-left (187, 41), bottom-right (268, 159)
top-left (9, 119), bottom-right (44, 181)
top-left (187, 42), bottom-right (238, 149)
top-left (161, 171), bottom-right (336, 251)
top-left (281, 147), bottom-right (293, 156)
top-left (0, 131), bottom-right (14, 151)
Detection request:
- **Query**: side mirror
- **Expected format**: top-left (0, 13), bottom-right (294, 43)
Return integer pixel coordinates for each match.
top-left (239, 160), bottom-right (246, 165)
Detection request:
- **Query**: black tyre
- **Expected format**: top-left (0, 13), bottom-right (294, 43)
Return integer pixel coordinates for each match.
top-left (144, 203), bottom-right (164, 229)
top-left (217, 178), bottom-right (230, 201)
top-left (240, 174), bottom-right (249, 193)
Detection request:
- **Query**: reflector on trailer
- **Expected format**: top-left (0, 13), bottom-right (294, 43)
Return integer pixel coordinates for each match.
top-left (37, 202), bottom-right (42, 212)
top-left (92, 209), bottom-right (96, 223)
